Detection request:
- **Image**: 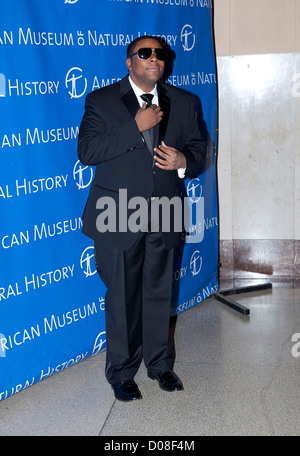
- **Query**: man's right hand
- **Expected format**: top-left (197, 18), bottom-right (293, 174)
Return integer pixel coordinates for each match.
top-left (135, 103), bottom-right (163, 132)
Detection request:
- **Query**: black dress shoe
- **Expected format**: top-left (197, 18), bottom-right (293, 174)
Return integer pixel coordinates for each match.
top-left (148, 370), bottom-right (184, 392)
top-left (111, 379), bottom-right (142, 402)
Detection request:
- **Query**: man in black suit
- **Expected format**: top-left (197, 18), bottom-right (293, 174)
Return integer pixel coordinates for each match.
top-left (78, 36), bottom-right (206, 401)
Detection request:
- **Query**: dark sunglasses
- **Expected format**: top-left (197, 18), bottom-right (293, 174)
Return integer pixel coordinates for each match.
top-left (129, 47), bottom-right (167, 61)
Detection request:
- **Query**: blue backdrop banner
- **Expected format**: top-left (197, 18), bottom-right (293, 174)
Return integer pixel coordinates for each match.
top-left (0, 0), bottom-right (218, 401)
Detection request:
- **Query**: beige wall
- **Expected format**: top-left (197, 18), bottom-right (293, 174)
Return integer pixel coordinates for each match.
top-left (214, 0), bottom-right (300, 56)
top-left (213, 0), bottom-right (300, 244)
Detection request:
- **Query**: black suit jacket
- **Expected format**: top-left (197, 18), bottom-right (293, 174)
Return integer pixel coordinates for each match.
top-left (77, 75), bottom-right (206, 250)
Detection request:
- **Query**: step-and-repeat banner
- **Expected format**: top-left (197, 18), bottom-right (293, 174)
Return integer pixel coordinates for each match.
top-left (0, 0), bottom-right (218, 401)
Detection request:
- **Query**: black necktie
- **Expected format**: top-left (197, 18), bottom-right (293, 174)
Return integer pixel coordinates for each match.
top-left (140, 94), bottom-right (156, 152)
top-left (141, 93), bottom-right (154, 108)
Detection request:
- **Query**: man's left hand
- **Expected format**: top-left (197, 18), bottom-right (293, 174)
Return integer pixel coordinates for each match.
top-left (154, 141), bottom-right (186, 170)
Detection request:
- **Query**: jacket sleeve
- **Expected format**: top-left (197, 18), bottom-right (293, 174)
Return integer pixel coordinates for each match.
top-left (181, 96), bottom-right (207, 179)
top-left (77, 91), bottom-right (144, 166)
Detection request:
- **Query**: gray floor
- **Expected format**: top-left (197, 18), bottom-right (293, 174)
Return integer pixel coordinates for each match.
top-left (0, 287), bottom-right (299, 436)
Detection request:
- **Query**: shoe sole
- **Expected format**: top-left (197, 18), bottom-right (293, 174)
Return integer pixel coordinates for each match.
top-left (114, 393), bottom-right (143, 402)
top-left (147, 372), bottom-right (184, 392)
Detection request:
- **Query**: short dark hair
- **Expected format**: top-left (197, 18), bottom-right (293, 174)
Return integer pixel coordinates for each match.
top-left (127, 35), bottom-right (162, 57)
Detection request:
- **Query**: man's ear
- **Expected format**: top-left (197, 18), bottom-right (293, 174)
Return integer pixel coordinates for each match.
top-left (126, 57), bottom-right (132, 72)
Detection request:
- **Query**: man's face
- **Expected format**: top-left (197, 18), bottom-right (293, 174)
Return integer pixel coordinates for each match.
top-left (126, 38), bottom-right (165, 92)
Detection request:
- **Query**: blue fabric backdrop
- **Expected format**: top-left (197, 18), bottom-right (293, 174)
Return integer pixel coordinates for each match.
top-left (0, 0), bottom-right (218, 401)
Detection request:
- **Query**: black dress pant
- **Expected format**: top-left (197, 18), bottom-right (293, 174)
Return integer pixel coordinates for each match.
top-left (94, 227), bottom-right (175, 384)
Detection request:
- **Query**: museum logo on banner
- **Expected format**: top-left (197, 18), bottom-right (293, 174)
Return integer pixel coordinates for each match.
top-left (73, 160), bottom-right (94, 189)
top-left (190, 249), bottom-right (202, 276)
top-left (65, 67), bottom-right (87, 99)
top-left (180, 25), bottom-right (195, 51)
top-left (80, 246), bottom-right (97, 278)
top-left (92, 331), bottom-right (107, 356)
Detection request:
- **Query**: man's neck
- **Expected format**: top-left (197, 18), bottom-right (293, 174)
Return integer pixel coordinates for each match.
top-left (128, 75), bottom-right (156, 94)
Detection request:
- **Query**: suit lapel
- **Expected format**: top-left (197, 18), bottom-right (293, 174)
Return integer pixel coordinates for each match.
top-left (120, 76), bottom-right (140, 117)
